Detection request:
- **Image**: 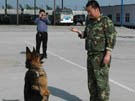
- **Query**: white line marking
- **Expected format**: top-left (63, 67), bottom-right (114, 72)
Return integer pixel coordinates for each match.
top-left (48, 51), bottom-right (86, 70)
top-left (24, 40), bottom-right (135, 93)
top-left (109, 79), bottom-right (135, 93)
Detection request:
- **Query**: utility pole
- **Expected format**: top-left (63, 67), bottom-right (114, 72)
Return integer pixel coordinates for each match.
top-left (53, 0), bottom-right (56, 25)
top-left (16, 0), bottom-right (19, 25)
top-left (121, 0), bottom-right (124, 26)
top-left (5, 0), bottom-right (7, 15)
top-left (34, 0), bottom-right (36, 19)
top-left (62, 0), bottom-right (63, 9)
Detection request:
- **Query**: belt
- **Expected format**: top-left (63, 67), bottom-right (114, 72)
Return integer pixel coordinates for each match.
top-left (87, 51), bottom-right (105, 56)
top-left (38, 32), bottom-right (46, 34)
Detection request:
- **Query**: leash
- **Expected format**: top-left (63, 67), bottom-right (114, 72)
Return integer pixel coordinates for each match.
top-left (30, 67), bottom-right (42, 94)
top-left (35, 71), bottom-right (41, 93)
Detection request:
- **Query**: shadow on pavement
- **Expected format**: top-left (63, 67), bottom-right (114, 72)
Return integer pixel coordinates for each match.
top-left (2, 99), bottom-right (19, 101)
top-left (20, 51), bottom-right (26, 54)
top-left (49, 86), bottom-right (82, 101)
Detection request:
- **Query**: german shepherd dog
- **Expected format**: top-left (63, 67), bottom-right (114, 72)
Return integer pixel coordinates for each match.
top-left (24, 47), bottom-right (50, 101)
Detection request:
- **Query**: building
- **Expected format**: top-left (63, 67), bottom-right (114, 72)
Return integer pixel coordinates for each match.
top-left (1, 4), bottom-right (135, 26)
top-left (0, 9), bottom-right (87, 24)
top-left (101, 4), bottom-right (135, 26)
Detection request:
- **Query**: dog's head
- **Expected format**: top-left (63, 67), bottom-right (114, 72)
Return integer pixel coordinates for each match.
top-left (25, 47), bottom-right (44, 69)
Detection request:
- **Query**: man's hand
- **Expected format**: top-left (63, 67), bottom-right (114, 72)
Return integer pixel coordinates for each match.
top-left (39, 13), bottom-right (42, 18)
top-left (69, 27), bottom-right (83, 36)
top-left (42, 14), bottom-right (47, 19)
top-left (104, 51), bottom-right (111, 64)
top-left (39, 12), bottom-right (47, 19)
top-left (69, 27), bottom-right (79, 32)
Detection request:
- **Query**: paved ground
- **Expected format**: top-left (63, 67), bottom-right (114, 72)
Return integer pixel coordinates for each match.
top-left (0, 25), bottom-right (135, 101)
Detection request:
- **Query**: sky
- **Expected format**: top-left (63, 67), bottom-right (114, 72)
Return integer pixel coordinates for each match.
top-left (0, 0), bottom-right (135, 10)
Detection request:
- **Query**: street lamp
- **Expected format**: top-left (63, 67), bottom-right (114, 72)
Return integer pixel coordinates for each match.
top-left (16, 0), bottom-right (19, 25)
top-left (121, 0), bottom-right (124, 26)
top-left (62, 0), bottom-right (63, 9)
top-left (53, 0), bottom-right (56, 25)
top-left (5, 0), bottom-right (7, 15)
top-left (34, 0), bottom-right (36, 18)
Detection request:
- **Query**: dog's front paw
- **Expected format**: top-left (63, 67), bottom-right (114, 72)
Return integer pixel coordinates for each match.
top-left (32, 85), bottom-right (40, 91)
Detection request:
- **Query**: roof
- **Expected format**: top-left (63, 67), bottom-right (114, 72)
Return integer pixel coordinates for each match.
top-left (101, 3), bottom-right (135, 8)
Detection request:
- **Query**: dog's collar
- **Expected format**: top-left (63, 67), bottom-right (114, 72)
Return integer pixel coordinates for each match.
top-left (30, 65), bottom-right (41, 70)
top-left (29, 65), bottom-right (45, 77)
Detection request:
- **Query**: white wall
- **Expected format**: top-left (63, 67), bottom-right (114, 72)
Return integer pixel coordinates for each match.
top-left (101, 4), bottom-right (135, 26)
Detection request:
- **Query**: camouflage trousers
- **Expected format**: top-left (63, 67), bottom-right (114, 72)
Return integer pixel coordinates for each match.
top-left (87, 52), bottom-right (111, 101)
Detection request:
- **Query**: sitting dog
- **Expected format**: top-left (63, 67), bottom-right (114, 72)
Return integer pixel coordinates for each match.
top-left (24, 47), bottom-right (50, 101)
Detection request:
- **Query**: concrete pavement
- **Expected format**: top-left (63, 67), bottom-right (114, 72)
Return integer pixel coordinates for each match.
top-left (0, 25), bottom-right (135, 101)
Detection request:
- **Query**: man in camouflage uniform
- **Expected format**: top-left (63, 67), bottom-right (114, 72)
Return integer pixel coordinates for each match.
top-left (70, 0), bottom-right (116, 101)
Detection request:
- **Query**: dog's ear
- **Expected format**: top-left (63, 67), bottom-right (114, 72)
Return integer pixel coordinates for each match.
top-left (26, 47), bottom-right (31, 54)
top-left (32, 46), bottom-right (40, 58)
top-left (26, 47), bottom-right (32, 59)
top-left (33, 47), bottom-right (36, 53)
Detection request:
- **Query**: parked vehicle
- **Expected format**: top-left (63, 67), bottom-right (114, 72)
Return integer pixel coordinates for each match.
top-left (73, 14), bottom-right (85, 25)
top-left (52, 9), bottom-right (74, 24)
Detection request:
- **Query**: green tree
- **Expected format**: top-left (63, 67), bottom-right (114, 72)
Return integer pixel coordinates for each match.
top-left (35, 6), bottom-right (41, 10)
top-left (63, 7), bottom-right (72, 11)
top-left (19, 4), bottom-right (23, 9)
top-left (25, 4), bottom-right (41, 10)
top-left (56, 5), bottom-right (61, 10)
top-left (7, 4), bottom-right (13, 9)
top-left (46, 5), bottom-right (52, 10)
top-left (2, 5), bottom-right (4, 9)
top-left (83, 6), bottom-right (87, 11)
top-left (25, 4), bottom-right (33, 9)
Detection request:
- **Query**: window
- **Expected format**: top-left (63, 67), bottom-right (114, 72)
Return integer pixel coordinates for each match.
top-left (116, 13), bottom-right (120, 22)
top-left (125, 13), bottom-right (130, 22)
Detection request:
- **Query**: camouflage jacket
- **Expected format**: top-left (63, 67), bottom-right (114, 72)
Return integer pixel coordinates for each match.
top-left (82, 15), bottom-right (117, 52)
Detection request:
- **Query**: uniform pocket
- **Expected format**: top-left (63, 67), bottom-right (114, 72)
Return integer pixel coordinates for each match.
top-left (91, 37), bottom-right (105, 52)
